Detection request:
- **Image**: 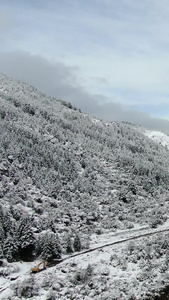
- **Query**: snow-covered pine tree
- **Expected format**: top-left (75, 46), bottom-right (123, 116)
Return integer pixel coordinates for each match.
top-left (40, 232), bottom-right (61, 261)
top-left (0, 244), bottom-right (3, 259)
top-left (66, 236), bottom-right (74, 254)
top-left (0, 221), bottom-right (5, 244)
top-left (3, 234), bottom-right (18, 262)
top-left (73, 234), bottom-right (82, 252)
top-left (16, 217), bottom-right (35, 260)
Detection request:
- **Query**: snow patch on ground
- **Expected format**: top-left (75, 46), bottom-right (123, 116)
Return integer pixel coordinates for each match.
top-left (144, 129), bottom-right (169, 149)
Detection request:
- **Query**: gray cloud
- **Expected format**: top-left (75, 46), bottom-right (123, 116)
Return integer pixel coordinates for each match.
top-left (0, 11), bottom-right (11, 31)
top-left (0, 50), bottom-right (169, 133)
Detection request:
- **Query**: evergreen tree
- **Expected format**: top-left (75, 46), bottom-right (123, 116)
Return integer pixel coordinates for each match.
top-left (0, 244), bottom-right (3, 259)
top-left (17, 217), bottom-right (35, 260)
top-left (3, 212), bottom-right (15, 237)
top-left (73, 235), bottom-right (82, 252)
top-left (40, 233), bottom-right (61, 261)
top-left (0, 221), bottom-right (5, 244)
top-left (3, 235), bottom-right (18, 262)
top-left (66, 236), bottom-right (73, 254)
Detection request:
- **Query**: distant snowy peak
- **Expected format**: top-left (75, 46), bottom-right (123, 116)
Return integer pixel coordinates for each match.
top-left (144, 129), bottom-right (169, 149)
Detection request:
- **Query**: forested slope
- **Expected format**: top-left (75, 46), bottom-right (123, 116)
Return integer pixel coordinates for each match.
top-left (0, 73), bottom-right (169, 263)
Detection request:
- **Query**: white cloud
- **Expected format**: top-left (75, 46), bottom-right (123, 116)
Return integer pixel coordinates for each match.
top-left (0, 1), bottom-right (169, 130)
top-left (0, 50), bottom-right (169, 133)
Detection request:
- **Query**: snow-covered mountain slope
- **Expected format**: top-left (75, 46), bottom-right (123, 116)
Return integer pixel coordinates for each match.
top-left (144, 129), bottom-right (169, 150)
top-left (1, 73), bottom-right (169, 299)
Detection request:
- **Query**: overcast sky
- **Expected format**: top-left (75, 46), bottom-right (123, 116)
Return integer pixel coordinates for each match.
top-left (1, 0), bottom-right (169, 132)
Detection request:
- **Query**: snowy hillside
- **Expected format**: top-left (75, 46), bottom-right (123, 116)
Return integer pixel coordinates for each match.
top-left (144, 129), bottom-right (169, 150)
top-left (2, 224), bottom-right (169, 299)
top-left (1, 73), bottom-right (169, 299)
